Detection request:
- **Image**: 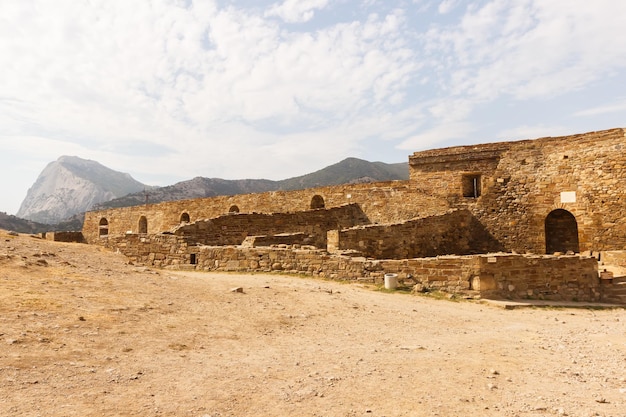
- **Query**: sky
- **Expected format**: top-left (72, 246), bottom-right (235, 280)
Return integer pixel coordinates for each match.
top-left (1, 0), bottom-right (626, 215)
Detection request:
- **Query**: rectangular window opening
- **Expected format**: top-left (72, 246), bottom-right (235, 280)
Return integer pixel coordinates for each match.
top-left (462, 174), bottom-right (482, 198)
top-left (190, 254), bottom-right (197, 265)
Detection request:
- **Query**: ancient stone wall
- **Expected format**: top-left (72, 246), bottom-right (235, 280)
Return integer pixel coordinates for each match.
top-left (331, 209), bottom-right (504, 259)
top-left (172, 204), bottom-right (369, 248)
top-left (42, 231), bottom-right (86, 243)
top-left (475, 254), bottom-right (599, 301)
top-left (82, 181), bottom-right (449, 244)
top-left (102, 234), bottom-right (599, 302)
top-left (409, 128), bottom-right (626, 254)
top-left (242, 233), bottom-right (312, 248)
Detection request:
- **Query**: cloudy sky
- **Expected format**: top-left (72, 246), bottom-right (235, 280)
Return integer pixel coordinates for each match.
top-left (1, 0), bottom-right (625, 215)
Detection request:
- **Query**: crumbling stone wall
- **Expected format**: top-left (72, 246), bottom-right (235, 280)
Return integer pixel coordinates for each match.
top-left (42, 231), bottom-right (86, 243)
top-left (173, 204), bottom-right (370, 248)
top-left (241, 233), bottom-right (313, 248)
top-left (330, 209), bottom-right (503, 259)
top-left (475, 254), bottom-right (599, 301)
top-left (103, 233), bottom-right (599, 302)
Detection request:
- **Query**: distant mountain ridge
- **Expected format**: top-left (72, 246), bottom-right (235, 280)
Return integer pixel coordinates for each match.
top-left (94, 157), bottom-right (409, 209)
top-left (5, 156), bottom-right (408, 233)
top-left (17, 156), bottom-right (147, 224)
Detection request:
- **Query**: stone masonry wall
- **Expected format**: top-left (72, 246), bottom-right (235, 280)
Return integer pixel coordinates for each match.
top-left (43, 231), bottom-right (86, 243)
top-left (332, 209), bottom-right (504, 259)
top-left (172, 204), bottom-right (370, 248)
top-left (410, 128), bottom-right (626, 254)
top-left (475, 254), bottom-right (599, 301)
top-left (102, 235), bottom-right (599, 302)
top-left (82, 181), bottom-right (450, 244)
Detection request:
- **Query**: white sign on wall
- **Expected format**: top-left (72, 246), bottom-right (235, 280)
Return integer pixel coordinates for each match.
top-left (560, 191), bottom-right (576, 203)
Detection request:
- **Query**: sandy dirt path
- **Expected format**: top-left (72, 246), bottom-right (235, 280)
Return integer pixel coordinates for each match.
top-left (1, 231), bottom-right (625, 416)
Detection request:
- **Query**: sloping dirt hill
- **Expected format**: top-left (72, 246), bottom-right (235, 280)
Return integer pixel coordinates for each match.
top-left (1, 230), bottom-right (625, 416)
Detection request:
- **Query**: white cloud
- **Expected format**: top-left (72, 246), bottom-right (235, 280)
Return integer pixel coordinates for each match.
top-left (0, 0), bottom-right (625, 215)
top-left (438, 0), bottom-right (459, 14)
top-left (265, 0), bottom-right (330, 23)
top-left (427, 0), bottom-right (626, 102)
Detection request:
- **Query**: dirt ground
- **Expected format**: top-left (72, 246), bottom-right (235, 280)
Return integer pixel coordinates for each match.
top-left (1, 230), bottom-right (625, 417)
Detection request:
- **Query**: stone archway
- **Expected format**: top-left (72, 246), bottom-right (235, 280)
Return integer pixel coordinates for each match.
top-left (310, 195), bottom-right (325, 209)
top-left (138, 216), bottom-right (148, 234)
top-left (545, 209), bottom-right (579, 254)
top-left (180, 212), bottom-right (190, 223)
top-left (99, 218), bottom-right (109, 237)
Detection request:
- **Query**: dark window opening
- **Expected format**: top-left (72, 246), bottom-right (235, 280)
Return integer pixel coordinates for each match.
top-left (99, 218), bottom-right (109, 237)
top-left (229, 205), bottom-right (240, 214)
top-left (311, 195), bottom-right (325, 209)
top-left (462, 174), bottom-right (481, 198)
top-left (138, 216), bottom-right (148, 234)
top-left (180, 212), bottom-right (190, 223)
top-left (190, 254), bottom-right (197, 265)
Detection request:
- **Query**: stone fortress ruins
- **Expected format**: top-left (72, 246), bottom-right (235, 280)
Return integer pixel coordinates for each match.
top-left (77, 128), bottom-right (626, 304)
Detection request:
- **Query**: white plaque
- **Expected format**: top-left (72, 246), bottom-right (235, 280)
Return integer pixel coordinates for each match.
top-left (560, 191), bottom-right (576, 203)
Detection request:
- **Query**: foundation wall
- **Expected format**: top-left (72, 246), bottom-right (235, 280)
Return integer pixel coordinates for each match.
top-left (103, 235), bottom-right (599, 302)
top-left (475, 254), bottom-right (599, 301)
top-left (42, 231), bottom-right (86, 243)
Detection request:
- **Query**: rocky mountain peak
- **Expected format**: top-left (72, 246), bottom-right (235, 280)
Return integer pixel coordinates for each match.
top-left (16, 156), bottom-right (146, 224)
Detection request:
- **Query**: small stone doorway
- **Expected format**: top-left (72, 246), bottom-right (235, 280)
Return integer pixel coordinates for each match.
top-left (545, 209), bottom-right (579, 254)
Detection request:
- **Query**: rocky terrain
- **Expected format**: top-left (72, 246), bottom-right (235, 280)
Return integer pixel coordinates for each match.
top-left (1, 229), bottom-right (625, 416)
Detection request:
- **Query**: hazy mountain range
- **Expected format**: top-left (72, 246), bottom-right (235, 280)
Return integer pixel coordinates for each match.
top-left (4, 155), bottom-right (408, 233)
top-left (94, 157), bottom-right (408, 209)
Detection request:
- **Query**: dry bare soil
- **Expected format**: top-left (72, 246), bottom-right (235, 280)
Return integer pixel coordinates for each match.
top-left (1, 230), bottom-right (625, 417)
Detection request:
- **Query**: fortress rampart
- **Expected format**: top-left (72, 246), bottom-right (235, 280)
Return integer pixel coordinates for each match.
top-left (83, 181), bottom-right (449, 244)
top-left (81, 127), bottom-right (626, 303)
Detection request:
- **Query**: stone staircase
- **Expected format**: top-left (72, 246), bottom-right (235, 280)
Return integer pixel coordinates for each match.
top-left (599, 276), bottom-right (626, 304)
top-left (596, 257), bottom-right (626, 304)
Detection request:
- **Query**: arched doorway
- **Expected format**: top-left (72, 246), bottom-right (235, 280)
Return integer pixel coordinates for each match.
top-left (138, 216), bottom-right (148, 234)
top-left (180, 212), bottom-right (190, 223)
top-left (229, 205), bottom-right (240, 214)
top-left (545, 209), bottom-right (579, 254)
top-left (99, 218), bottom-right (109, 237)
top-left (310, 195), bottom-right (325, 209)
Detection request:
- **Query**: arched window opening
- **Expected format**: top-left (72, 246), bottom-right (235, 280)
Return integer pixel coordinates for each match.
top-left (229, 205), bottom-right (240, 214)
top-left (545, 209), bottom-right (579, 254)
top-left (180, 212), bottom-right (190, 223)
top-left (310, 195), bottom-right (325, 209)
top-left (138, 216), bottom-right (148, 234)
top-left (99, 218), bottom-right (109, 237)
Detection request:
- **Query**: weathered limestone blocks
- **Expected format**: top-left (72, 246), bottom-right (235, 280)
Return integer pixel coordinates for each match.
top-left (82, 182), bottom-right (450, 243)
top-left (331, 209), bottom-right (503, 259)
top-left (103, 232), bottom-right (599, 301)
top-left (410, 128), bottom-right (626, 253)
